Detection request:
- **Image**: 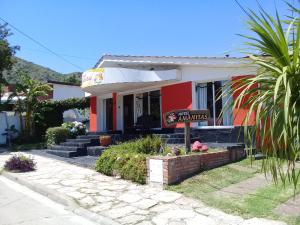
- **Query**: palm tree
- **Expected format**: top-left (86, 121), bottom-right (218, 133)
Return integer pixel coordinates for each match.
top-left (12, 73), bottom-right (52, 138)
top-left (227, 2), bottom-right (300, 188)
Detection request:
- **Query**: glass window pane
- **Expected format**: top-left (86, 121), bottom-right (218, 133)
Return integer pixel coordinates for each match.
top-left (207, 82), bottom-right (214, 126)
top-left (214, 81), bottom-right (223, 126)
top-left (221, 80), bottom-right (233, 126)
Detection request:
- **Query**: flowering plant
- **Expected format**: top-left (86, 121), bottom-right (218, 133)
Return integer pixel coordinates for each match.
top-left (62, 121), bottom-right (86, 137)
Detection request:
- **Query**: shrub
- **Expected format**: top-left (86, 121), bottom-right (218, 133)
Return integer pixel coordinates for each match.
top-left (108, 135), bottom-right (162, 154)
top-left (62, 121), bottom-right (86, 137)
top-left (34, 97), bottom-right (89, 138)
top-left (95, 149), bottom-right (147, 184)
top-left (4, 154), bottom-right (36, 172)
top-left (45, 127), bottom-right (70, 146)
top-left (95, 149), bottom-right (120, 175)
top-left (120, 154), bottom-right (147, 184)
top-left (10, 142), bottom-right (46, 151)
top-left (95, 136), bottom-right (161, 184)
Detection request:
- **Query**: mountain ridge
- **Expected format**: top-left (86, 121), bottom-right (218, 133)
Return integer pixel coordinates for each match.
top-left (3, 57), bottom-right (82, 84)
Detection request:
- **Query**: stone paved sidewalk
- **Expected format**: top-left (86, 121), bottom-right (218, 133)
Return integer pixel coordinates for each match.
top-left (0, 152), bottom-right (286, 225)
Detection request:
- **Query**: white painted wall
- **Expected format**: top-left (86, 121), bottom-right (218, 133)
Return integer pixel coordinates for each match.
top-left (0, 112), bottom-right (7, 144)
top-left (116, 94), bottom-right (123, 131)
top-left (0, 112), bottom-right (21, 145)
top-left (53, 84), bottom-right (85, 101)
top-left (181, 65), bottom-right (257, 83)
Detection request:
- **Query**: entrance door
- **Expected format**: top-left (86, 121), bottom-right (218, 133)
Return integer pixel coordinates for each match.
top-left (105, 98), bottom-right (113, 131)
top-left (123, 94), bottom-right (134, 132)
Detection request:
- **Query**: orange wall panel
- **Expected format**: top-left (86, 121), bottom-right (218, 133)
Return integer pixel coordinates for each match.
top-left (89, 96), bottom-right (97, 132)
top-left (232, 75), bottom-right (256, 126)
top-left (161, 82), bottom-right (193, 128)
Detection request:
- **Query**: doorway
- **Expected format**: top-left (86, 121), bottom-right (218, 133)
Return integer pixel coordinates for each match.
top-left (105, 98), bottom-right (113, 131)
top-left (123, 94), bottom-right (134, 132)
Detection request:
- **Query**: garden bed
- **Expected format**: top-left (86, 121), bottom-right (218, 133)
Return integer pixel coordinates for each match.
top-left (147, 145), bottom-right (246, 185)
top-left (95, 136), bottom-right (246, 185)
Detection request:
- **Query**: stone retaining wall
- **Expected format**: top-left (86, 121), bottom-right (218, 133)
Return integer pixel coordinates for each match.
top-left (147, 146), bottom-right (246, 185)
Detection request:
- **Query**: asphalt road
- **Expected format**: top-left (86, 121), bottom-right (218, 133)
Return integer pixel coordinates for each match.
top-left (0, 176), bottom-right (98, 225)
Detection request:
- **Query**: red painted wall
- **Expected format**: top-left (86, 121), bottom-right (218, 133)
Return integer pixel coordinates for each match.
top-left (161, 82), bottom-right (193, 128)
top-left (113, 93), bottom-right (117, 131)
top-left (232, 75), bottom-right (256, 126)
top-left (89, 96), bottom-right (97, 132)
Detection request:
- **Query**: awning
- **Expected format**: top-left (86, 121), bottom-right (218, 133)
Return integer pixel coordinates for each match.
top-left (81, 67), bottom-right (181, 95)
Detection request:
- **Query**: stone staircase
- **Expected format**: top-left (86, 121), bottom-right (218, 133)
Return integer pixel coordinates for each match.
top-left (46, 132), bottom-right (205, 158)
top-left (46, 134), bottom-right (104, 157)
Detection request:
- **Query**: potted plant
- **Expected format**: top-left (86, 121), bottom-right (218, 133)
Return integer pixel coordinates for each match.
top-left (100, 135), bottom-right (111, 146)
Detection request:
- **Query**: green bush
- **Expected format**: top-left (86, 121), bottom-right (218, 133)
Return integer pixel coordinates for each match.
top-left (95, 149), bottom-right (119, 175)
top-left (95, 136), bottom-right (162, 184)
top-left (95, 149), bottom-right (147, 184)
top-left (120, 154), bottom-right (147, 184)
top-left (34, 97), bottom-right (89, 138)
top-left (107, 135), bottom-right (162, 154)
top-left (45, 127), bottom-right (70, 146)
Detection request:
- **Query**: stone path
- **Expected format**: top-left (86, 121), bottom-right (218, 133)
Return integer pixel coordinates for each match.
top-left (31, 150), bottom-right (98, 168)
top-left (214, 174), bottom-right (272, 198)
top-left (274, 193), bottom-right (300, 216)
top-left (0, 151), bottom-right (286, 225)
top-left (227, 163), bottom-right (259, 173)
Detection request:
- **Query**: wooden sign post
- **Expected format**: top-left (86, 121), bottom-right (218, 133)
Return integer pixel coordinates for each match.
top-left (184, 122), bottom-right (191, 153)
top-left (164, 109), bottom-right (209, 154)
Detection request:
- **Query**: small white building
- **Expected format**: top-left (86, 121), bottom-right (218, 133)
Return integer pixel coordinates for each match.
top-left (46, 80), bottom-right (86, 100)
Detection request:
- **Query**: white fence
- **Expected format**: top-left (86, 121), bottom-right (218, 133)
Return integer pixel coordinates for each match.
top-left (0, 112), bottom-right (21, 145)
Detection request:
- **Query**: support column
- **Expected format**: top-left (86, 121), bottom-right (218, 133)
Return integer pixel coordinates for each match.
top-left (113, 93), bottom-right (117, 131)
top-left (89, 96), bottom-right (97, 132)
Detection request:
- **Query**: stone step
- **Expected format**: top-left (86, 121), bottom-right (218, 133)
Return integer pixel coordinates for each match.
top-left (50, 145), bottom-right (82, 151)
top-left (46, 150), bottom-right (78, 157)
top-left (87, 146), bottom-right (107, 156)
top-left (66, 138), bottom-right (91, 142)
top-left (49, 145), bottom-right (87, 156)
top-left (77, 135), bottom-right (99, 139)
top-left (66, 138), bottom-right (100, 145)
top-left (254, 153), bottom-right (265, 160)
top-left (60, 141), bottom-right (90, 147)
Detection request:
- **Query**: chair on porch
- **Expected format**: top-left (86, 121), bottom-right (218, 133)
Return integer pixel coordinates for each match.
top-left (134, 115), bottom-right (156, 134)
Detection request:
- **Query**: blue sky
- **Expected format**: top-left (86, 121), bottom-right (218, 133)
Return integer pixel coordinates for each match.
top-left (1, 0), bottom-right (290, 74)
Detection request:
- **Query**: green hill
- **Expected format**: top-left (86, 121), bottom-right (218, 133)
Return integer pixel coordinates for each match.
top-left (3, 57), bottom-right (82, 84)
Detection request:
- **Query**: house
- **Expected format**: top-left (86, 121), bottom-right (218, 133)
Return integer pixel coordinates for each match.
top-left (81, 55), bottom-right (257, 142)
top-left (37, 80), bottom-right (86, 101)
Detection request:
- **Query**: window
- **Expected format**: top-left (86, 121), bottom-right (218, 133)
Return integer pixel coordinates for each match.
top-left (196, 81), bottom-right (233, 126)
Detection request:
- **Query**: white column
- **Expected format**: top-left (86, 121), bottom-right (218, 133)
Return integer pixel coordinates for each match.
top-left (116, 94), bottom-right (123, 132)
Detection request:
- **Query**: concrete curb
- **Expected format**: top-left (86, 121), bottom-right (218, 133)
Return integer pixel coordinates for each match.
top-left (1, 171), bottom-right (120, 225)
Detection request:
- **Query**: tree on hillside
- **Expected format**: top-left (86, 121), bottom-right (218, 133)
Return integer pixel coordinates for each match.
top-left (0, 23), bottom-right (19, 110)
top-left (10, 72), bottom-right (52, 139)
top-left (64, 74), bottom-right (81, 85)
top-left (226, 2), bottom-right (300, 188)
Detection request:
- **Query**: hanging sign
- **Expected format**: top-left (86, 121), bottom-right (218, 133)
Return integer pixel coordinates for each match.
top-left (81, 68), bottom-right (104, 88)
top-left (164, 109), bottom-right (209, 126)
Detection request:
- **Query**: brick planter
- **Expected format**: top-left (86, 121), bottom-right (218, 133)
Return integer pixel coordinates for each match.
top-left (147, 146), bottom-right (246, 185)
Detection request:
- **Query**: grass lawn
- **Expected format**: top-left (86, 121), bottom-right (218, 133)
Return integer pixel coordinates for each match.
top-left (167, 158), bottom-right (300, 225)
